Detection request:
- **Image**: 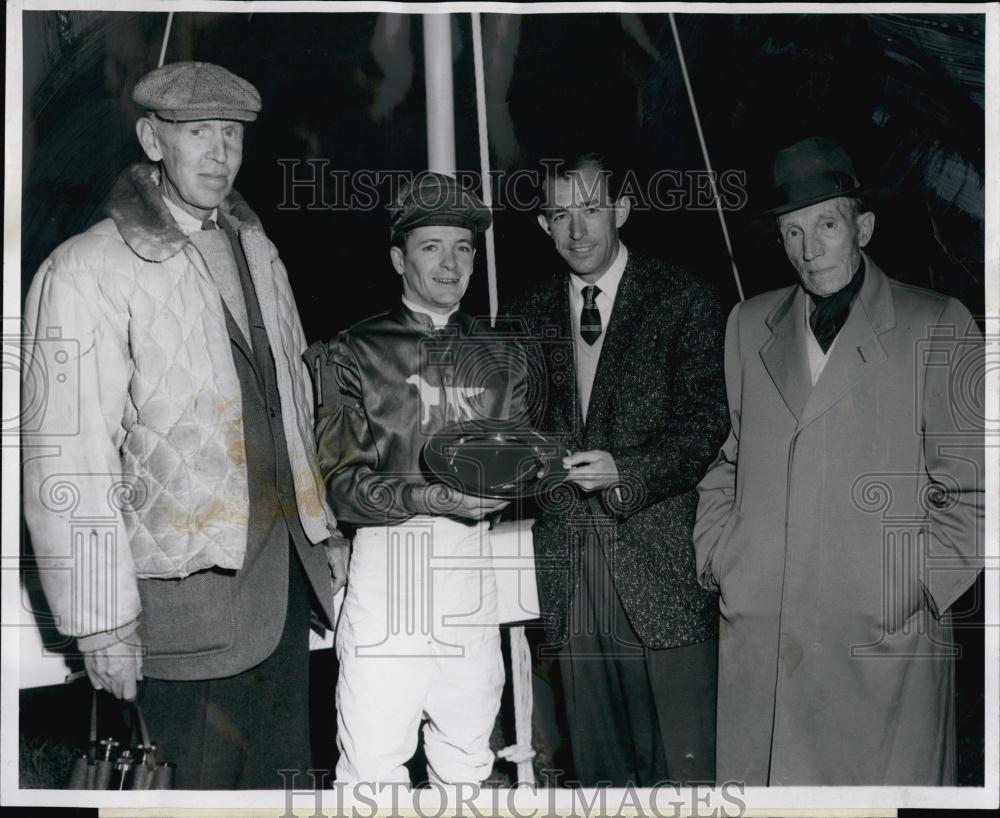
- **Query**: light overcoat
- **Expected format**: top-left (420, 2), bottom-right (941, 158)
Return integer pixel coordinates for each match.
top-left (695, 256), bottom-right (984, 785)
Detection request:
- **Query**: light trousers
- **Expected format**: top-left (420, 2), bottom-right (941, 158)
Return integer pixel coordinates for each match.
top-left (335, 516), bottom-right (504, 785)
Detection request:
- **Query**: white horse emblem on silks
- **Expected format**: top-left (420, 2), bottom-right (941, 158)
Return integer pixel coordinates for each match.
top-left (406, 374), bottom-right (485, 424)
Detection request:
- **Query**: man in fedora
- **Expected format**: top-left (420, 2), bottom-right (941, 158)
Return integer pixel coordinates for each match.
top-left (308, 172), bottom-right (527, 785)
top-left (22, 62), bottom-right (347, 788)
top-left (694, 136), bottom-right (984, 785)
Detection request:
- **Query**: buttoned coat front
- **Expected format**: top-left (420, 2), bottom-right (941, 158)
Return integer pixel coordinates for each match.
top-left (694, 256), bottom-right (984, 785)
top-left (508, 252), bottom-right (728, 649)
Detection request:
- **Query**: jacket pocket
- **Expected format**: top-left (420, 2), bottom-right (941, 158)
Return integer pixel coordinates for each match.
top-left (714, 509), bottom-right (743, 584)
top-left (138, 568), bottom-right (235, 658)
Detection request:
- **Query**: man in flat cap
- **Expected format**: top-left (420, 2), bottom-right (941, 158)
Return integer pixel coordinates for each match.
top-left (22, 61), bottom-right (347, 788)
top-left (307, 172), bottom-right (527, 785)
top-left (695, 136), bottom-right (984, 784)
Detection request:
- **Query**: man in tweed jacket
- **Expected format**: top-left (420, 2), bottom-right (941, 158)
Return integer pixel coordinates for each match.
top-left (506, 152), bottom-right (728, 786)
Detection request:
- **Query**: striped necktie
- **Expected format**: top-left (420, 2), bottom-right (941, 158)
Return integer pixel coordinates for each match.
top-left (580, 285), bottom-right (602, 345)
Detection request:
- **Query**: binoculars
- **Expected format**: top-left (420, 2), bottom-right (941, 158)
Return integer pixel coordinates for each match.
top-left (67, 737), bottom-right (175, 790)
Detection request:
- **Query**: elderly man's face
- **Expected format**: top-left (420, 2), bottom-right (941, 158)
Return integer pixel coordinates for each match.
top-left (538, 164), bottom-right (630, 284)
top-left (136, 117), bottom-right (244, 219)
top-left (390, 226), bottom-right (476, 315)
top-left (777, 197), bottom-right (875, 296)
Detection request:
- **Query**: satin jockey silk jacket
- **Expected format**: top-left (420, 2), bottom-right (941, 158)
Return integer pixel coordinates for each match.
top-left (306, 303), bottom-right (531, 526)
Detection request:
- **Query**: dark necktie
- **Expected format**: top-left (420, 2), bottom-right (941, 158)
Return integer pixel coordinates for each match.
top-left (808, 261), bottom-right (865, 353)
top-left (201, 217), bottom-right (218, 231)
top-left (580, 285), bottom-right (602, 345)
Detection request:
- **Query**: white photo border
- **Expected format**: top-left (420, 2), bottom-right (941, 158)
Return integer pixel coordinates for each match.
top-left (3, 0), bottom-right (997, 813)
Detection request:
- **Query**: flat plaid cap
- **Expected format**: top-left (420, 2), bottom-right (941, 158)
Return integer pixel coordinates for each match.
top-left (132, 61), bottom-right (261, 122)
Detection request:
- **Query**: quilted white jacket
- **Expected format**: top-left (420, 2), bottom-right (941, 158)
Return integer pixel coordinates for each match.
top-left (22, 163), bottom-right (337, 639)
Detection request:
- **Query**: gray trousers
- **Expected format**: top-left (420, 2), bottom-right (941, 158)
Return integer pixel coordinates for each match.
top-left (558, 541), bottom-right (717, 787)
top-left (138, 546), bottom-right (313, 789)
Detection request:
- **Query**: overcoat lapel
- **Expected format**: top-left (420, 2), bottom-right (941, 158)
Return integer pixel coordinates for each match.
top-left (798, 257), bottom-right (894, 428)
top-left (584, 258), bottom-right (650, 434)
top-left (760, 254), bottom-right (896, 428)
top-left (760, 286), bottom-right (813, 422)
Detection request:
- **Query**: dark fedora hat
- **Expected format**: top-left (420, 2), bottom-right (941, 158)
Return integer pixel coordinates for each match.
top-left (760, 136), bottom-right (875, 217)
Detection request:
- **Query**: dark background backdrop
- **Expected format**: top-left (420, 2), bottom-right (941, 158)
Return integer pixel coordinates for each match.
top-left (21, 10), bottom-right (986, 335)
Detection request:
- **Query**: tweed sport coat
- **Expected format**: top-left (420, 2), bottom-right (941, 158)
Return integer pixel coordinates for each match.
top-left (506, 251), bottom-right (728, 649)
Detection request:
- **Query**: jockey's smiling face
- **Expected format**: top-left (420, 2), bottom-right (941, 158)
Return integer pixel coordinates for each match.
top-left (390, 226), bottom-right (476, 315)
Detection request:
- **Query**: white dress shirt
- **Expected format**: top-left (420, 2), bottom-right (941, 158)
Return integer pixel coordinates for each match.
top-left (803, 291), bottom-right (836, 386)
top-left (401, 296), bottom-right (459, 328)
top-left (568, 242), bottom-right (629, 422)
top-left (162, 196), bottom-right (218, 236)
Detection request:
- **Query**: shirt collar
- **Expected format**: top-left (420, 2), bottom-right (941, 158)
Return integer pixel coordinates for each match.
top-left (568, 242), bottom-right (628, 303)
top-left (162, 195), bottom-right (218, 236)
top-left (401, 295), bottom-right (459, 328)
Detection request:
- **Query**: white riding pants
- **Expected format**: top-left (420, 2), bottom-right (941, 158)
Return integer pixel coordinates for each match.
top-left (335, 516), bottom-right (504, 785)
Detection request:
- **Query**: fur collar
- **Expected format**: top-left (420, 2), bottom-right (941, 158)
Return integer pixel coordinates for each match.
top-left (106, 163), bottom-right (262, 263)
